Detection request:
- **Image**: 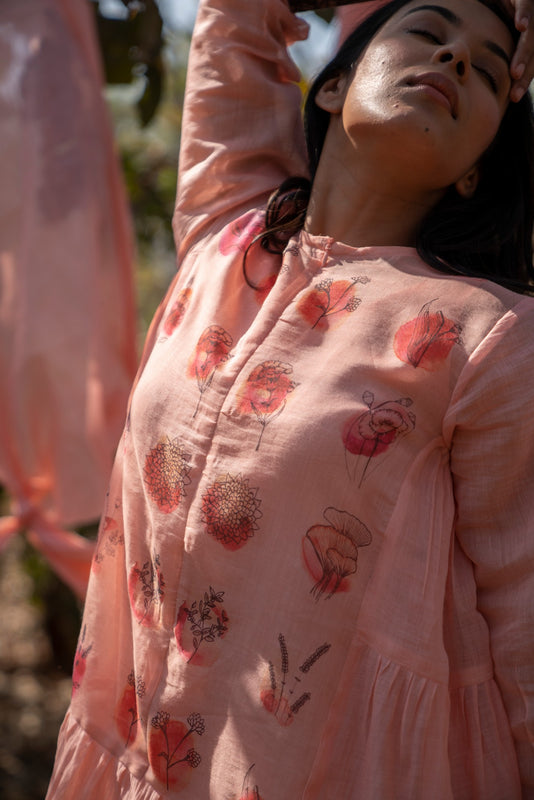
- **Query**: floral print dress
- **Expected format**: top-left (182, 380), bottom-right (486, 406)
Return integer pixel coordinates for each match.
top-left (46, 1), bottom-right (534, 798)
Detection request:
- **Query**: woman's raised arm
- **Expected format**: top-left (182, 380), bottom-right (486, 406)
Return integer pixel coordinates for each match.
top-left (173, 0), bottom-right (310, 260)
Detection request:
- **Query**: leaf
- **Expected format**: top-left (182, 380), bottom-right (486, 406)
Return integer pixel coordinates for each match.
top-left (193, 638), bottom-right (199, 649)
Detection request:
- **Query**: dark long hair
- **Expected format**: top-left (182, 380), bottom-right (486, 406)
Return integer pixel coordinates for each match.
top-left (247, 0), bottom-right (534, 293)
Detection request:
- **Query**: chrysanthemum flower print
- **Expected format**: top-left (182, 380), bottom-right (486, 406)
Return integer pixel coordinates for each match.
top-left (187, 325), bottom-right (233, 417)
top-left (201, 474), bottom-right (262, 550)
top-left (297, 275), bottom-right (370, 331)
top-left (148, 711), bottom-right (205, 791)
top-left (144, 436), bottom-right (191, 513)
top-left (303, 507), bottom-right (372, 600)
top-left (115, 670), bottom-right (146, 747)
top-left (163, 287), bottom-right (192, 336)
top-left (128, 553), bottom-right (165, 628)
top-left (343, 391), bottom-right (416, 485)
top-left (394, 300), bottom-right (462, 370)
top-left (238, 360), bottom-right (297, 450)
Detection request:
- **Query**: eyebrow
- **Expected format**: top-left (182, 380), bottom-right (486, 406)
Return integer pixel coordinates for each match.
top-left (404, 4), bottom-right (512, 68)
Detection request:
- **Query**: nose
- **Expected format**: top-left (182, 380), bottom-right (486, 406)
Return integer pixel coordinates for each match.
top-left (433, 41), bottom-right (471, 80)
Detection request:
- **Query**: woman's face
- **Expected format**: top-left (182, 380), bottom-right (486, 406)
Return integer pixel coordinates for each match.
top-left (331, 0), bottom-right (515, 194)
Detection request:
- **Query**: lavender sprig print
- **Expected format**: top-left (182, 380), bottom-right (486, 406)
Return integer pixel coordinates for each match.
top-left (263, 635), bottom-right (331, 726)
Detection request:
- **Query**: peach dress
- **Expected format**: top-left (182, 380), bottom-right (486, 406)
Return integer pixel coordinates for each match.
top-left (47, 0), bottom-right (534, 796)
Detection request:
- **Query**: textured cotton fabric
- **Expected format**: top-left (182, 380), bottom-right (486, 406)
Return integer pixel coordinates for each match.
top-left (47, 0), bottom-right (534, 796)
top-left (0, 0), bottom-right (137, 596)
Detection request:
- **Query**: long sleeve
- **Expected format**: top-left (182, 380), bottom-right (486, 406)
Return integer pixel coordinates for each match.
top-left (173, 0), bottom-right (310, 260)
top-left (444, 300), bottom-right (534, 794)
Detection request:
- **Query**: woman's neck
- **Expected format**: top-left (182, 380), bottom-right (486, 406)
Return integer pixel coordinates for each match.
top-left (304, 125), bottom-right (443, 248)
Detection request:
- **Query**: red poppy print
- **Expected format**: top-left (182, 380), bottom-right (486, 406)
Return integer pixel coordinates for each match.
top-left (297, 275), bottom-right (370, 331)
top-left (201, 474), bottom-right (262, 550)
top-left (187, 325), bottom-right (233, 417)
top-left (144, 436), bottom-right (191, 513)
top-left (115, 670), bottom-right (146, 747)
top-left (303, 507), bottom-right (372, 600)
top-left (92, 516), bottom-right (124, 574)
top-left (235, 764), bottom-right (264, 800)
top-left (163, 287), bottom-right (192, 336)
top-left (261, 634), bottom-right (331, 727)
top-left (175, 586), bottom-right (229, 665)
top-left (128, 553), bottom-right (165, 627)
top-left (148, 711), bottom-right (205, 791)
top-left (343, 390), bottom-right (416, 485)
top-left (238, 360), bottom-right (297, 450)
top-left (219, 210), bottom-right (264, 255)
top-left (394, 300), bottom-right (462, 370)
top-left (72, 626), bottom-right (92, 696)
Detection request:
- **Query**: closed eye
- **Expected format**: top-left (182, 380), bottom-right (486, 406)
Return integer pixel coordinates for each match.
top-left (474, 65), bottom-right (498, 94)
top-left (406, 27), bottom-right (444, 45)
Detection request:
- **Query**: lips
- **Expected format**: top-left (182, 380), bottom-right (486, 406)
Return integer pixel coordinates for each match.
top-left (407, 72), bottom-right (459, 119)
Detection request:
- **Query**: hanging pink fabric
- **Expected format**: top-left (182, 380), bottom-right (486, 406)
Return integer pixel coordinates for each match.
top-left (0, 0), bottom-right (138, 599)
top-left (337, 0), bottom-right (391, 44)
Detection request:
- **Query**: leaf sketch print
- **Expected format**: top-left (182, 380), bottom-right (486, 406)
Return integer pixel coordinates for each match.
top-left (343, 391), bottom-right (416, 486)
top-left (91, 515), bottom-right (124, 574)
top-left (235, 764), bottom-right (264, 800)
top-left (144, 436), bottom-right (192, 513)
top-left (149, 711), bottom-right (205, 792)
top-left (238, 360), bottom-right (298, 450)
top-left (163, 287), bottom-right (192, 337)
top-left (201, 474), bottom-right (262, 550)
top-left (302, 507), bottom-right (372, 600)
top-left (187, 325), bottom-right (233, 417)
top-left (394, 299), bottom-right (462, 370)
top-left (115, 670), bottom-right (146, 747)
top-left (128, 553), bottom-right (165, 628)
top-left (297, 275), bottom-right (370, 331)
top-left (175, 586), bottom-right (229, 665)
top-left (261, 634), bottom-right (331, 727)
top-left (72, 625), bottom-right (92, 697)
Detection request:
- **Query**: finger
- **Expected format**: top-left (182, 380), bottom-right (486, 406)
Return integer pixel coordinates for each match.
top-left (509, 1), bottom-right (534, 99)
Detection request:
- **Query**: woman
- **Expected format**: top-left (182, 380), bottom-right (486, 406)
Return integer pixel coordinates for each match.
top-left (47, 0), bottom-right (534, 797)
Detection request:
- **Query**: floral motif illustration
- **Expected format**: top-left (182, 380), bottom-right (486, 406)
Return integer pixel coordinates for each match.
top-left (235, 764), bottom-right (264, 800)
top-left (201, 474), bottom-right (262, 550)
top-left (394, 300), bottom-right (462, 370)
top-left (343, 391), bottom-right (416, 485)
top-left (238, 360), bottom-right (297, 450)
top-left (128, 553), bottom-right (165, 627)
top-left (92, 515), bottom-right (124, 574)
top-left (175, 586), bottom-right (229, 665)
top-left (163, 287), bottom-right (192, 336)
top-left (115, 670), bottom-right (146, 747)
top-left (149, 711), bottom-right (205, 791)
top-left (261, 634), bottom-right (331, 727)
top-left (144, 436), bottom-right (192, 513)
top-left (302, 507), bottom-right (372, 600)
top-left (297, 275), bottom-right (370, 331)
top-left (187, 325), bottom-right (233, 417)
top-left (219, 210), bottom-right (265, 255)
top-left (72, 625), bottom-right (92, 696)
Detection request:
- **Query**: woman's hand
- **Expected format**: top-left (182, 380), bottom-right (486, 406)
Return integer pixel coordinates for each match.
top-left (507, 0), bottom-right (534, 100)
